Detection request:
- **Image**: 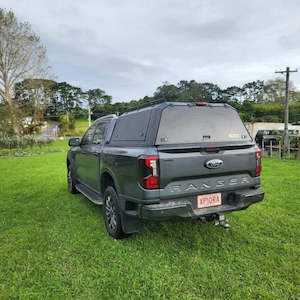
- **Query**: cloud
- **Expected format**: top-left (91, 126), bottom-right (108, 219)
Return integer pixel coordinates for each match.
top-left (164, 18), bottom-right (239, 41)
top-left (1, 0), bottom-right (300, 101)
top-left (278, 30), bottom-right (300, 50)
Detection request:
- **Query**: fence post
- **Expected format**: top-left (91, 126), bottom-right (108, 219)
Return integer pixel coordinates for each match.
top-left (279, 142), bottom-right (281, 159)
top-left (262, 138), bottom-right (264, 155)
top-left (270, 140), bottom-right (273, 157)
top-left (288, 140), bottom-right (291, 160)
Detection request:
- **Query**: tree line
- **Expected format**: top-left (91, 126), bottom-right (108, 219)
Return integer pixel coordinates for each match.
top-left (93, 79), bottom-right (300, 123)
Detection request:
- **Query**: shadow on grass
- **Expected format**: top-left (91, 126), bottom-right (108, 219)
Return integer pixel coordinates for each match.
top-left (59, 184), bottom-right (240, 251)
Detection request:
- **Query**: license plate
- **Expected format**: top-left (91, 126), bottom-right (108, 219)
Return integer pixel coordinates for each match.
top-left (197, 192), bottom-right (222, 209)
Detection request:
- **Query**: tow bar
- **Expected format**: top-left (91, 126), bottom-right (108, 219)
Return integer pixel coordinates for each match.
top-left (215, 214), bottom-right (230, 230)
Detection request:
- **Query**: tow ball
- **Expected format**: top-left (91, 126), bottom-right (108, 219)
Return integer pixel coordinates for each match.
top-left (215, 214), bottom-right (230, 230)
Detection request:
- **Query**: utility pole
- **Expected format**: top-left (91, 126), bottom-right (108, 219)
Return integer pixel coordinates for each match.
top-left (275, 67), bottom-right (298, 154)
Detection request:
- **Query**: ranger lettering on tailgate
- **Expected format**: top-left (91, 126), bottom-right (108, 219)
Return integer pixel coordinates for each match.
top-left (168, 176), bottom-right (250, 193)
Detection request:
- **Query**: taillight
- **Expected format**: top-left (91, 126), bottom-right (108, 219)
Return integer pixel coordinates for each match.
top-left (196, 102), bottom-right (207, 106)
top-left (139, 156), bottom-right (159, 189)
top-left (255, 148), bottom-right (262, 177)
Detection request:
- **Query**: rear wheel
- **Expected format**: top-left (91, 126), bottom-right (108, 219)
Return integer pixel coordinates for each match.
top-left (67, 168), bottom-right (78, 194)
top-left (103, 186), bottom-right (131, 239)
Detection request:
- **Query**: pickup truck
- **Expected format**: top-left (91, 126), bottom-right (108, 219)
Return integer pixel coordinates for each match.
top-left (67, 101), bottom-right (264, 239)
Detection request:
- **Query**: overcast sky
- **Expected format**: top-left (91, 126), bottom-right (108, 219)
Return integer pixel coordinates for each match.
top-left (2, 0), bottom-right (300, 102)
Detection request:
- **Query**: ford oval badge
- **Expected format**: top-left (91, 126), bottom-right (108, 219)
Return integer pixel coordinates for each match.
top-left (205, 159), bottom-right (223, 169)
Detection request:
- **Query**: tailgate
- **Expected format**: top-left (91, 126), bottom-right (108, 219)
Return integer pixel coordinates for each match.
top-left (158, 145), bottom-right (259, 199)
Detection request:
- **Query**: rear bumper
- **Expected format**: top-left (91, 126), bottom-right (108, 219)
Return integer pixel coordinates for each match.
top-left (140, 188), bottom-right (264, 220)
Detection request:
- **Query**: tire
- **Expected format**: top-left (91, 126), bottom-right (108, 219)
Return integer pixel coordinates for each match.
top-left (67, 167), bottom-right (78, 194)
top-left (103, 186), bottom-right (131, 239)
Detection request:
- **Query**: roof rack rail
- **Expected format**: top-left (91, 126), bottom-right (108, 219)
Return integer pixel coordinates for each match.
top-left (123, 99), bottom-right (167, 113)
top-left (122, 100), bottom-right (231, 114)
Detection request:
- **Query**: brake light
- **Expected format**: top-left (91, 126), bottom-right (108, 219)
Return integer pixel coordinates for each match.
top-left (205, 146), bottom-right (220, 153)
top-left (139, 156), bottom-right (159, 189)
top-left (255, 148), bottom-right (262, 176)
top-left (196, 102), bottom-right (207, 106)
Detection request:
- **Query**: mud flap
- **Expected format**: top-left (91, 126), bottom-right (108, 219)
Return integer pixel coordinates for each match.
top-left (118, 196), bottom-right (142, 234)
top-left (120, 212), bottom-right (142, 234)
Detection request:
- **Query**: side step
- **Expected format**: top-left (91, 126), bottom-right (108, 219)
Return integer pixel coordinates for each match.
top-left (75, 183), bottom-right (103, 205)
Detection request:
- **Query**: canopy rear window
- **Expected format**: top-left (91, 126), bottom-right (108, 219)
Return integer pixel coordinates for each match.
top-left (155, 105), bottom-right (251, 145)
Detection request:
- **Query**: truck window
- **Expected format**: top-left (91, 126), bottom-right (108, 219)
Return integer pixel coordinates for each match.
top-left (111, 109), bottom-right (151, 141)
top-left (156, 105), bottom-right (251, 145)
top-left (93, 122), bottom-right (107, 145)
top-left (81, 126), bottom-right (95, 145)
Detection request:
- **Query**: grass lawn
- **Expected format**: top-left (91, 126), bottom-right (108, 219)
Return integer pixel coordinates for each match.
top-left (58, 119), bottom-right (90, 137)
top-left (0, 145), bottom-right (299, 299)
top-left (73, 119), bottom-right (89, 136)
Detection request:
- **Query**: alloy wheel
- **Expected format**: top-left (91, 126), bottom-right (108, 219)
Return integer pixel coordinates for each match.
top-left (105, 195), bottom-right (117, 231)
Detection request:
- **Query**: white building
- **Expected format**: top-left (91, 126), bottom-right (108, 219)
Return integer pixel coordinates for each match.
top-left (245, 122), bottom-right (300, 139)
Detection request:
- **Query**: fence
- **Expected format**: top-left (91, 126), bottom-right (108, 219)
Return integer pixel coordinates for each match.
top-left (261, 139), bottom-right (300, 160)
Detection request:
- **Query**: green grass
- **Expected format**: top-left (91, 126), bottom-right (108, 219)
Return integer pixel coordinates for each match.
top-left (58, 119), bottom-right (90, 137)
top-left (73, 119), bottom-right (89, 136)
top-left (74, 119), bottom-right (89, 128)
top-left (0, 148), bottom-right (299, 299)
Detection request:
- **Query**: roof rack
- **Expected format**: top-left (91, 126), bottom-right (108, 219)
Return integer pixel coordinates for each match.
top-left (123, 100), bottom-right (231, 114)
top-left (123, 99), bottom-right (167, 113)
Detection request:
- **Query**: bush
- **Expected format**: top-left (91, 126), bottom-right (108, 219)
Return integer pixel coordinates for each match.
top-left (59, 114), bottom-right (76, 135)
top-left (290, 136), bottom-right (300, 149)
top-left (251, 102), bottom-right (300, 123)
top-left (0, 134), bottom-right (53, 152)
top-left (24, 135), bottom-right (35, 149)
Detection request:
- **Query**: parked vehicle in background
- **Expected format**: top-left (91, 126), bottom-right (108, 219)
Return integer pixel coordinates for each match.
top-left (255, 130), bottom-right (280, 148)
top-left (67, 101), bottom-right (264, 239)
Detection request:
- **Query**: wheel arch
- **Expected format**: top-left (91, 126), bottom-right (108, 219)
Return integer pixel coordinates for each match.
top-left (100, 169), bottom-right (120, 196)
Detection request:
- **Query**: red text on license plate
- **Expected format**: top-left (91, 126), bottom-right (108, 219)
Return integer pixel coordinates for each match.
top-left (197, 193), bottom-right (222, 209)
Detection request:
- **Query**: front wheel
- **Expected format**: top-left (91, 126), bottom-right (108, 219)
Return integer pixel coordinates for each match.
top-left (103, 186), bottom-right (131, 239)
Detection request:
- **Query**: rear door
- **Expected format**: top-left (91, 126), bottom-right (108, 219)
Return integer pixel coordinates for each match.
top-left (87, 121), bottom-right (108, 190)
top-left (76, 121), bottom-right (108, 191)
top-left (156, 104), bottom-right (257, 199)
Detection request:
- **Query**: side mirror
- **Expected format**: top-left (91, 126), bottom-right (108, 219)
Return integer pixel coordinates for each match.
top-left (68, 138), bottom-right (80, 147)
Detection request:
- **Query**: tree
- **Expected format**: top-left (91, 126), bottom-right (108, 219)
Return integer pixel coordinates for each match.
top-left (290, 90), bottom-right (300, 102)
top-left (178, 81), bottom-right (212, 102)
top-left (52, 82), bottom-right (83, 121)
top-left (0, 8), bottom-right (50, 135)
top-left (262, 78), bottom-right (296, 103)
top-left (14, 79), bottom-right (55, 133)
top-left (85, 88), bottom-right (112, 109)
top-left (154, 82), bottom-right (180, 101)
top-left (241, 80), bottom-right (264, 102)
top-left (176, 81), bottom-right (222, 102)
top-left (222, 86), bottom-right (243, 103)
top-left (202, 82), bottom-right (222, 102)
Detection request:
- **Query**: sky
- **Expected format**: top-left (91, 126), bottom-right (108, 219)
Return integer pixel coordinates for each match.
top-left (1, 0), bottom-right (300, 102)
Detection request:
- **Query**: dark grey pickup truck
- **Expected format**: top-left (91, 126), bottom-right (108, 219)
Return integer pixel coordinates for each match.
top-left (67, 101), bottom-right (264, 239)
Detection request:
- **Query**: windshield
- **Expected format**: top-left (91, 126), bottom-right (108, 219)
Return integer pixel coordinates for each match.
top-left (155, 105), bottom-right (251, 145)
